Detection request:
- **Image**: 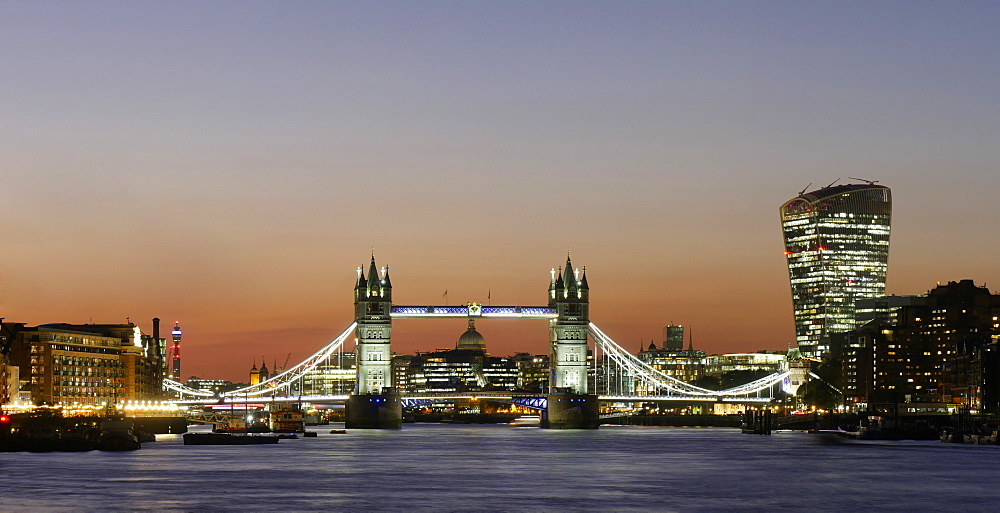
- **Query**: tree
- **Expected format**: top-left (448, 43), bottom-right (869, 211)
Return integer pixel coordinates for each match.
top-left (799, 358), bottom-right (844, 410)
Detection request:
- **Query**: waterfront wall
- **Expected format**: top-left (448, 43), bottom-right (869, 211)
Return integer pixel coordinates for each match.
top-left (602, 415), bottom-right (741, 427)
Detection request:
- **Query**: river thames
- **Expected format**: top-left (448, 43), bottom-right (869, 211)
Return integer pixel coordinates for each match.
top-left (3, 424), bottom-right (999, 512)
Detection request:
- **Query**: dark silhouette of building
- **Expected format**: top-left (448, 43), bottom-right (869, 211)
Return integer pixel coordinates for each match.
top-left (663, 325), bottom-right (684, 351)
top-left (842, 280), bottom-right (1000, 412)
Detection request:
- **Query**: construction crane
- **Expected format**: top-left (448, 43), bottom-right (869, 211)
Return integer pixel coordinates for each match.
top-left (848, 177), bottom-right (880, 185)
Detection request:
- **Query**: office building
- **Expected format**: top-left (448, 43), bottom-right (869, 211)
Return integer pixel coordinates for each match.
top-left (663, 325), bottom-right (684, 351)
top-left (6, 321), bottom-right (164, 406)
top-left (780, 181), bottom-right (892, 357)
top-left (842, 280), bottom-right (1000, 412)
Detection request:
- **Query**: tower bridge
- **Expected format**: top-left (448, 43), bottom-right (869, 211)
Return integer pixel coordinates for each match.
top-left (164, 253), bottom-right (796, 429)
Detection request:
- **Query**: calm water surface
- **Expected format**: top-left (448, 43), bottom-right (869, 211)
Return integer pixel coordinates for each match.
top-left (2, 424), bottom-right (999, 512)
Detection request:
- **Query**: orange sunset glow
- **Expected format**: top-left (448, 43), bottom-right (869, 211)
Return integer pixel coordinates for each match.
top-left (2, 3), bottom-right (998, 382)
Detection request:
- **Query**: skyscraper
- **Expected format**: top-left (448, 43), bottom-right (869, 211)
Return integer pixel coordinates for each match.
top-left (170, 321), bottom-right (182, 379)
top-left (780, 182), bottom-right (891, 358)
top-left (663, 325), bottom-right (684, 351)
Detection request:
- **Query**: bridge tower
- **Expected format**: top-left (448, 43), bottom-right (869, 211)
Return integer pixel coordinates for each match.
top-left (545, 254), bottom-right (599, 429)
top-left (346, 254), bottom-right (402, 429)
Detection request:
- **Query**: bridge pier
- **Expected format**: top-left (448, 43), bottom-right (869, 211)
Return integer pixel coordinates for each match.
top-left (346, 391), bottom-right (402, 430)
top-left (543, 393), bottom-right (599, 429)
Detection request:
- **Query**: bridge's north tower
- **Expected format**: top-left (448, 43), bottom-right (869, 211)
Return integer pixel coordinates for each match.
top-left (549, 254), bottom-right (590, 392)
top-left (546, 254), bottom-right (599, 428)
top-left (346, 255), bottom-right (402, 429)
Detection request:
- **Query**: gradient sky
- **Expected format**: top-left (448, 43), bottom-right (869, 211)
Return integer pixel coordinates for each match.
top-left (2, 1), bottom-right (998, 382)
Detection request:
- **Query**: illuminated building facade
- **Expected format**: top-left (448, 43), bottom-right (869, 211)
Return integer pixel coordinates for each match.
top-left (6, 322), bottom-right (164, 406)
top-left (780, 182), bottom-right (892, 358)
top-left (391, 354), bottom-right (413, 391)
top-left (635, 347), bottom-right (708, 394)
top-left (391, 323), bottom-right (522, 393)
top-left (513, 353), bottom-right (549, 392)
top-left (704, 353), bottom-right (785, 377)
top-left (300, 352), bottom-right (356, 395)
top-left (408, 350), bottom-right (486, 392)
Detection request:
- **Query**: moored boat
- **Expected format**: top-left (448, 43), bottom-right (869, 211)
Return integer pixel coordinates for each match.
top-left (98, 418), bottom-right (141, 451)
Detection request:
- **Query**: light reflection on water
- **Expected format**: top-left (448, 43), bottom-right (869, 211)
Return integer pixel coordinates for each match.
top-left (3, 424), bottom-right (1000, 512)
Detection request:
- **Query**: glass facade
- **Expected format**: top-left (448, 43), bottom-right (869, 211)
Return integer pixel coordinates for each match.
top-left (780, 184), bottom-right (891, 358)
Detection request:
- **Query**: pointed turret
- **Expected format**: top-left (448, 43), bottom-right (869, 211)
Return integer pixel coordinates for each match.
top-left (554, 266), bottom-right (565, 303)
top-left (563, 253), bottom-right (577, 296)
top-left (356, 266), bottom-right (365, 288)
top-left (249, 358), bottom-right (261, 385)
top-left (382, 265), bottom-right (392, 289)
top-left (580, 266), bottom-right (589, 290)
top-left (367, 255), bottom-right (381, 297)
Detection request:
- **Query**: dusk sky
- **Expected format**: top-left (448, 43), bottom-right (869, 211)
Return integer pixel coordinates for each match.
top-left (2, 1), bottom-right (998, 382)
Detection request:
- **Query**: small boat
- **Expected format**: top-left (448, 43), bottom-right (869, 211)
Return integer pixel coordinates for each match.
top-left (98, 418), bottom-right (141, 451)
top-left (183, 433), bottom-right (280, 445)
top-left (269, 407), bottom-right (306, 434)
top-left (302, 431), bottom-right (318, 437)
top-left (329, 429), bottom-right (347, 434)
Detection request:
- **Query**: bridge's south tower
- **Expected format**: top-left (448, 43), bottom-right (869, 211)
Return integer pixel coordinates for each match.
top-left (346, 255), bottom-right (402, 429)
top-left (546, 254), bottom-right (599, 429)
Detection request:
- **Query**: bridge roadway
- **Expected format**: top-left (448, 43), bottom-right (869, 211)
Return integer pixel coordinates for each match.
top-left (390, 305), bottom-right (557, 319)
top-left (173, 391), bottom-right (773, 407)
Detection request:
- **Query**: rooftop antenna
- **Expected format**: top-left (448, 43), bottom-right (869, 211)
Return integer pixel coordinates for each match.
top-left (823, 178), bottom-right (841, 189)
top-left (687, 326), bottom-right (693, 352)
top-left (798, 183), bottom-right (812, 195)
top-left (848, 177), bottom-right (879, 186)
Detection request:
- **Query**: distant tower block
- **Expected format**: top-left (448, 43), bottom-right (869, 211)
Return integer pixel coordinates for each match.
top-left (664, 325), bottom-right (684, 351)
top-left (346, 254), bottom-right (402, 429)
top-left (545, 253), bottom-right (598, 429)
top-left (171, 322), bottom-right (182, 379)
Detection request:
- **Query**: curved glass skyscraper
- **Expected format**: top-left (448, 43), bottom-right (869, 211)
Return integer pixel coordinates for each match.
top-left (780, 183), bottom-right (891, 358)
